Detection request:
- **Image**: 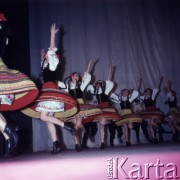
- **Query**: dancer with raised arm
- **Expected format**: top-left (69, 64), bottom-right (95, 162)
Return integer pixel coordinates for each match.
top-left (110, 79), bottom-right (142, 146)
top-left (21, 23), bottom-right (78, 154)
top-left (58, 59), bottom-right (102, 151)
top-left (164, 80), bottom-right (180, 141)
top-left (84, 65), bottom-right (120, 149)
top-left (139, 76), bottom-right (164, 143)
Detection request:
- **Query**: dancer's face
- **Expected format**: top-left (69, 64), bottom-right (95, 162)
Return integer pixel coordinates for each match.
top-left (122, 90), bottom-right (129, 97)
top-left (95, 81), bottom-right (105, 88)
top-left (144, 89), bottom-right (151, 97)
top-left (71, 73), bottom-right (79, 82)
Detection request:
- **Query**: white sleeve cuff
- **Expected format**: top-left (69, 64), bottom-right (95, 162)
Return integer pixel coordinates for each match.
top-left (81, 72), bottom-right (91, 91)
top-left (86, 84), bottom-right (94, 94)
top-left (105, 80), bottom-right (114, 95)
top-left (47, 47), bottom-right (59, 71)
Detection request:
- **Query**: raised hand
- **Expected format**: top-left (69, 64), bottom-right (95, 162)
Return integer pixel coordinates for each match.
top-left (50, 23), bottom-right (59, 49)
top-left (108, 64), bottom-right (115, 80)
top-left (86, 58), bottom-right (98, 73)
top-left (157, 76), bottom-right (164, 89)
top-left (135, 77), bottom-right (142, 91)
top-left (50, 23), bottom-right (59, 35)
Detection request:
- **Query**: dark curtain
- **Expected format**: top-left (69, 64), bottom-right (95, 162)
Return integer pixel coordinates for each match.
top-left (0, 0), bottom-right (33, 155)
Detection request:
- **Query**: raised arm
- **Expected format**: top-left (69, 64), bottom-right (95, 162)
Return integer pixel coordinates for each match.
top-left (46, 23), bottom-right (59, 71)
top-left (80, 58), bottom-right (98, 91)
top-left (49, 23), bottom-right (59, 50)
top-left (135, 78), bottom-right (142, 91)
top-left (157, 76), bottom-right (164, 89)
top-left (86, 58), bottom-right (98, 73)
top-left (108, 65), bottom-right (115, 81)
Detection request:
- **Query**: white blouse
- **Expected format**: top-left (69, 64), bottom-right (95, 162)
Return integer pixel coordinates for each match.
top-left (140, 88), bottom-right (159, 101)
top-left (87, 80), bottom-right (114, 95)
top-left (58, 72), bottom-right (91, 92)
top-left (110, 90), bottom-right (139, 103)
top-left (41, 47), bottom-right (59, 71)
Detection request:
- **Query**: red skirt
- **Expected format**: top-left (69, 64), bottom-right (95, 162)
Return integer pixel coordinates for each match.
top-left (83, 112), bottom-right (121, 124)
top-left (60, 103), bottom-right (103, 122)
top-left (0, 58), bottom-right (39, 111)
top-left (83, 102), bottom-right (121, 124)
top-left (139, 109), bottom-right (164, 124)
top-left (21, 82), bottom-right (78, 119)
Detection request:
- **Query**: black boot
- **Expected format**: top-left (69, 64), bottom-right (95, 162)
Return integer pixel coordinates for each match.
top-left (51, 141), bottom-right (62, 155)
top-left (64, 122), bottom-right (74, 135)
top-left (4, 124), bottom-right (19, 158)
top-left (126, 141), bottom-right (131, 147)
top-left (100, 142), bottom-right (105, 150)
top-left (75, 144), bottom-right (82, 152)
top-left (110, 138), bottom-right (114, 147)
top-left (172, 133), bottom-right (178, 142)
top-left (152, 138), bottom-right (158, 144)
top-left (82, 133), bottom-right (89, 149)
top-left (118, 137), bottom-right (123, 144)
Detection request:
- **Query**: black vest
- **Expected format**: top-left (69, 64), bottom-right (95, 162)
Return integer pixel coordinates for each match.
top-left (120, 100), bottom-right (131, 109)
top-left (96, 93), bottom-right (109, 104)
top-left (167, 97), bottom-right (177, 108)
top-left (68, 82), bottom-right (83, 99)
top-left (42, 65), bottom-right (57, 83)
top-left (143, 97), bottom-right (155, 108)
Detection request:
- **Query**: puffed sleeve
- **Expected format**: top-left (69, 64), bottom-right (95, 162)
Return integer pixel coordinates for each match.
top-left (86, 84), bottom-right (94, 94)
top-left (80, 72), bottom-right (91, 92)
top-left (109, 92), bottom-right (120, 104)
top-left (152, 88), bottom-right (159, 101)
top-left (105, 80), bottom-right (114, 95)
top-left (129, 90), bottom-right (139, 103)
top-left (47, 47), bottom-right (59, 71)
top-left (57, 81), bottom-right (69, 92)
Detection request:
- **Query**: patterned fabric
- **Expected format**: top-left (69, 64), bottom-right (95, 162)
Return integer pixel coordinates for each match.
top-left (21, 82), bottom-right (78, 119)
top-left (83, 112), bottom-right (120, 124)
top-left (82, 101), bottom-right (121, 124)
top-left (96, 102), bottom-right (116, 113)
top-left (61, 103), bottom-right (103, 122)
top-left (139, 110), bottom-right (164, 123)
top-left (115, 109), bottom-right (142, 126)
top-left (36, 101), bottom-right (64, 112)
top-left (0, 58), bottom-right (37, 95)
top-left (0, 58), bottom-right (39, 111)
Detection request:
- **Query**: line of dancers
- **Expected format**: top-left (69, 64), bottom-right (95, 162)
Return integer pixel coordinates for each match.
top-left (0, 15), bottom-right (179, 158)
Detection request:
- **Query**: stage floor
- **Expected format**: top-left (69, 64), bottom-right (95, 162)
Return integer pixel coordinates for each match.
top-left (1, 142), bottom-right (180, 180)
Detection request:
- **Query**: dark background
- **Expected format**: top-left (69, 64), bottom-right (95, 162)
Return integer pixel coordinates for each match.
top-left (0, 0), bottom-right (33, 156)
